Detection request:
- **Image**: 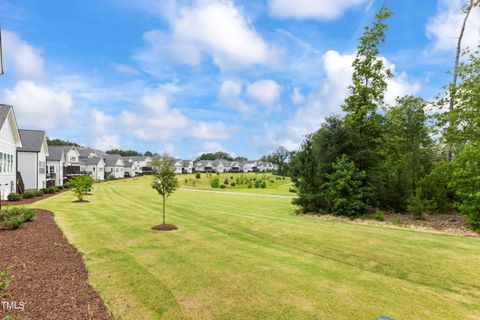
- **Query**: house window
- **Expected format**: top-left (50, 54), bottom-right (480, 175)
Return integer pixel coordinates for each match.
top-left (49, 166), bottom-right (55, 173)
top-left (39, 161), bottom-right (46, 174)
top-left (93, 167), bottom-right (96, 172)
top-left (115, 168), bottom-right (119, 172)
top-left (70, 156), bottom-right (76, 162)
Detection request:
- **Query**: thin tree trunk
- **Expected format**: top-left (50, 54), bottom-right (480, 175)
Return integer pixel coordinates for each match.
top-left (162, 195), bottom-right (166, 225)
top-left (447, 0), bottom-right (476, 161)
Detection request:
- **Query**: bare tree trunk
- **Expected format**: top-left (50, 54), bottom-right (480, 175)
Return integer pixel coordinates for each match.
top-left (447, 0), bottom-right (477, 161)
top-left (163, 195), bottom-right (166, 225)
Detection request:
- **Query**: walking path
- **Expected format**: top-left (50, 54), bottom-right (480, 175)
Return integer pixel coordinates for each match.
top-left (179, 187), bottom-right (297, 199)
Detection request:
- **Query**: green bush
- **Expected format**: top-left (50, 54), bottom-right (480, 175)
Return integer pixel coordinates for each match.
top-left (55, 186), bottom-right (62, 192)
top-left (210, 177), bottom-right (220, 188)
top-left (254, 180), bottom-right (261, 188)
top-left (195, 173), bottom-right (201, 179)
top-left (321, 155), bottom-right (372, 218)
top-left (374, 208), bottom-right (385, 221)
top-left (247, 183), bottom-right (253, 189)
top-left (230, 182), bottom-right (236, 187)
top-left (407, 193), bottom-right (433, 220)
top-left (22, 191), bottom-right (36, 199)
top-left (35, 190), bottom-right (44, 196)
top-left (261, 181), bottom-right (267, 188)
top-left (70, 176), bottom-right (94, 201)
top-left (40, 188), bottom-right (48, 194)
top-left (63, 182), bottom-right (71, 189)
top-left (7, 193), bottom-right (21, 201)
top-left (224, 178), bottom-right (229, 185)
top-left (289, 187), bottom-right (297, 193)
top-left (0, 208), bottom-right (36, 230)
top-left (220, 184), bottom-right (226, 189)
top-left (47, 186), bottom-right (56, 194)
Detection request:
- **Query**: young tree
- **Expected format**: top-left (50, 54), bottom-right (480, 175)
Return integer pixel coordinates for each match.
top-left (70, 176), bottom-right (94, 202)
top-left (151, 157), bottom-right (179, 226)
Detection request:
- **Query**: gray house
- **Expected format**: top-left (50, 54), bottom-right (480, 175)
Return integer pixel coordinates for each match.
top-left (46, 146), bottom-right (65, 186)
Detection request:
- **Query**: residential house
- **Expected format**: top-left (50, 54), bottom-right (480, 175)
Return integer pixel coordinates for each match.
top-left (230, 161), bottom-right (242, 173)
top-left (194, 160), bottom-right (214, 172)
top-left (174, 159), bottom-right (183, 174)
top-left (60, 145), bottom-right (84, 177)
top-left (0, 105), bottom-right (22, 198)
top-left (173, 159), bottom-right (194, 174)
top-left (17, 129), bottom-right (49, 190)
top-left (46, 146), bottom-right (65, 186)
top-left (122, 156), bottom-right (152, 175)
top-left (122, 157), bottom-right (136, 177)
top-left (243, 161), bottom-right (258, 172)
top-left (81, 157), bottom-right (105, 181)
top-left (104, 155), bottom-right (125, 178)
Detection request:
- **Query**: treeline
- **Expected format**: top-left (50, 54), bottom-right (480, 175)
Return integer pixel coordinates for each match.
top-left (196, 152), bottom-right (247, 162)
top-left (289, 4), bottom-right (480, 231)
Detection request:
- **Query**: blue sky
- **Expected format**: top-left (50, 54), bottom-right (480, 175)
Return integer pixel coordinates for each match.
top-left (0, 0), bottom-right (478, 159)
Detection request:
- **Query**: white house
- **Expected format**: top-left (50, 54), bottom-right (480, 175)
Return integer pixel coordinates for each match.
top-left (182, 160), bottom-right (193, 174)
top-left (194, 160), bottom-right (214, 172)
top-left (243, 161), bottom-right (258, 172)
top-left (46, 146), bottom-right (65, 186)
top-left (122, 157), bottom-right (136, 177)
top-left (80, 157), bottom-right (105, 181)
top-left (104, 155), bottom-right (125, 178)
top-left (60, 145), bottom-right (84, 177)
top-left (122, 156), bottom-right (152, 175)
top-left (17, 129), bottom-right (49, 191)
top-left (0, 105), bottom-right (22, 198)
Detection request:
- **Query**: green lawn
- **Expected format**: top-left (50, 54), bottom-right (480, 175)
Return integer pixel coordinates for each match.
top-left (28, 177), bottom-right (480, 319)
top-left (178, 172), bottom-right (294, 196)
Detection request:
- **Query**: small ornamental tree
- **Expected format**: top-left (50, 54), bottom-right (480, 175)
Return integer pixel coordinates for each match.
top-left (70, 176), bottom-right (94, 202)
top-left (151, 157), bottom-right (179, 226)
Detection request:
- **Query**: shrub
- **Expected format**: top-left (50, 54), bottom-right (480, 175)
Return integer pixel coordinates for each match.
top-left (63, 182), bottom-right (71, 189)
top-left (57, 185), bottom-right (64, 190)
top-left (184, 178), bottom-right (188, 184)
top-left (47, 186), bottom-right (56, 194)
top-left (261, 181), bottom-right (266, 188)
top-left (220, 184), bottom-right (226, 189)
top-left (105, 174), bottom-right (116, 181)
top-left (230, 182), bottom-right (236, 187)
top-left (289, 187), bottom-right (297, 193)
top-left (407, 193), bottom-right (433, 220)
top-left (195, 173), bottom-right (201, 179)
top-left (35, 190), bottom-right (44, 197)
top-left (248, 183), bottom-right (253, 189)
top-left (7, 193), bottom-right (21, 201)
top-left (55, 186), bottom-right (62, 192)
top-left (70, 176), bottom-right (94, 201)
top-left (210, 177), bottom-right (220, 188)
top-left (40, 188), bottom-right (48, 194)
top-left (374, 208), bottom-right (385, 221)
top-left (22, 191), bottom-right (36, 199)
top-left (254, 180), bottom-right (261, 188)
top-left (0, 267), bottom-right (10, 296)
top-left (224, 178), bottom-right (229, 185)
top-left (321, 155), bottom-right (372, 218)
top-left (0, 208), bottom-right (36, 230)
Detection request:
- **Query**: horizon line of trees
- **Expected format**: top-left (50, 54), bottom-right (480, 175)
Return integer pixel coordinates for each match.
top-left (289, 2), bottom-right (480, 231)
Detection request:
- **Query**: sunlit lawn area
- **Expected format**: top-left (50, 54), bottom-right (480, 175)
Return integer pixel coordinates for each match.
top-left (30, 177), bottom-right (480, 319)
top-left (178, 172), bottom-right (294, 196)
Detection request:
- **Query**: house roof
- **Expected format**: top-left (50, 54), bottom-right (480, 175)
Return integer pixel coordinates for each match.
top-left (122, 155), bottom-right (149, 162)
top-left (104, 154), bottom-right (124, 166)
top-left (18, 129), bottom-right (46, 152)
top-left (46, 146), bottom-right (65, 161)
top-left (0, 105), bottom-right (12, 128)
top-left (77, 147), bottom-right (95, 158)
top-left (80, 157), bottom-right (103, 165)
top-left (182, 160), bottom-right (192, 166)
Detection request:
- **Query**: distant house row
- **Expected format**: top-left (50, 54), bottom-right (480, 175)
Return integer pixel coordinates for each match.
top-left (0, 104), bottom-right (278, 199)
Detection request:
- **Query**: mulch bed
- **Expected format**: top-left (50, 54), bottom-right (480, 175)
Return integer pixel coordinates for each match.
top-left (0, 210), bottom-right (113, 320)
top-left (151, 224), bottom-right (178, 231)
top-left (302, 212), bottom-right (479, 238)
top-left (3, 190), bottom-right (69, 206)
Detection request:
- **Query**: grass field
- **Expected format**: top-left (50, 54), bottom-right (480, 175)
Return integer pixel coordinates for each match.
top-left (178, 172), bottom-right (294, 196)
top-left (29, 177), bottom-right (480, 319)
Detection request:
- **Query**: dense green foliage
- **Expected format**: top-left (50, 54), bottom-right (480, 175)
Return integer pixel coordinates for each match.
top-left (46, 137), bottom-right (81, 146)
top-left (106, 149), bottom-right (142, 156)
top-left (290, 4), bottom-right (480, 230)
top-left (261, 146), bottom-right (293, 176)
top-left (7, 193), bottom-right (21, 201)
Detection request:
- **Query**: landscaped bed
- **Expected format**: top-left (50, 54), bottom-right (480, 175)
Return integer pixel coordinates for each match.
top-left (4, 188), bottom-right (69, 206)
top-left (0, 209), bottom-right (112, 320)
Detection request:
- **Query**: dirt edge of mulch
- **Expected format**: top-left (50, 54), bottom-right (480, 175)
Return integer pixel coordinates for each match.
top-left (3, 189), bottom-right (70, 206)
top-left (151, 224), bottom-right (178, 231)
top-left (0, 209), bottom-right (113, 320)
top-left (299, 212), bottom-right (479, 238)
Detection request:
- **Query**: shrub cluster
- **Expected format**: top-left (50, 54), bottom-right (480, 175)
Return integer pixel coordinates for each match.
top-left (0, 208), bottom-right (36, 230)
top-left (7, 193), bottom-right (21, 201)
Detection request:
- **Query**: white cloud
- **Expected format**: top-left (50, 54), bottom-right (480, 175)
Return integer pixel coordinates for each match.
top-left (269, 50), bottom-right (420, 150)
top-left (138, 0), bottom-right (271, 69)
top-left (269, 0), bottom-right (369, 20)
top-left (426, 0), bottom-right (480, 51)
top-left (114, 64), bottom-right (140, 76)
top-left (3, 81), bottom-right (73, 129)
top-left (93, 134), bottom-right (121, 151)
top-left (246, 80), bottom-right (282, 105)
top-left (2, 30), bottom-right (45, 79)
top-left (217, 80), bottom-right (254, 114)
top-left (201, 141), bottom-right (224, 153)
top-left (291, 87), bottom-right (305, 105)
top-left (120, 90), bottom-right (232, 143)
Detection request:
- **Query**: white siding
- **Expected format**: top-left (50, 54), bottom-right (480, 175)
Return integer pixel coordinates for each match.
top-left (0, 118), bottom-right (18, 199)
top-left (18, 152), bottom-right (37, 190)
top-left (47, 160), bottom-right (63, 186)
